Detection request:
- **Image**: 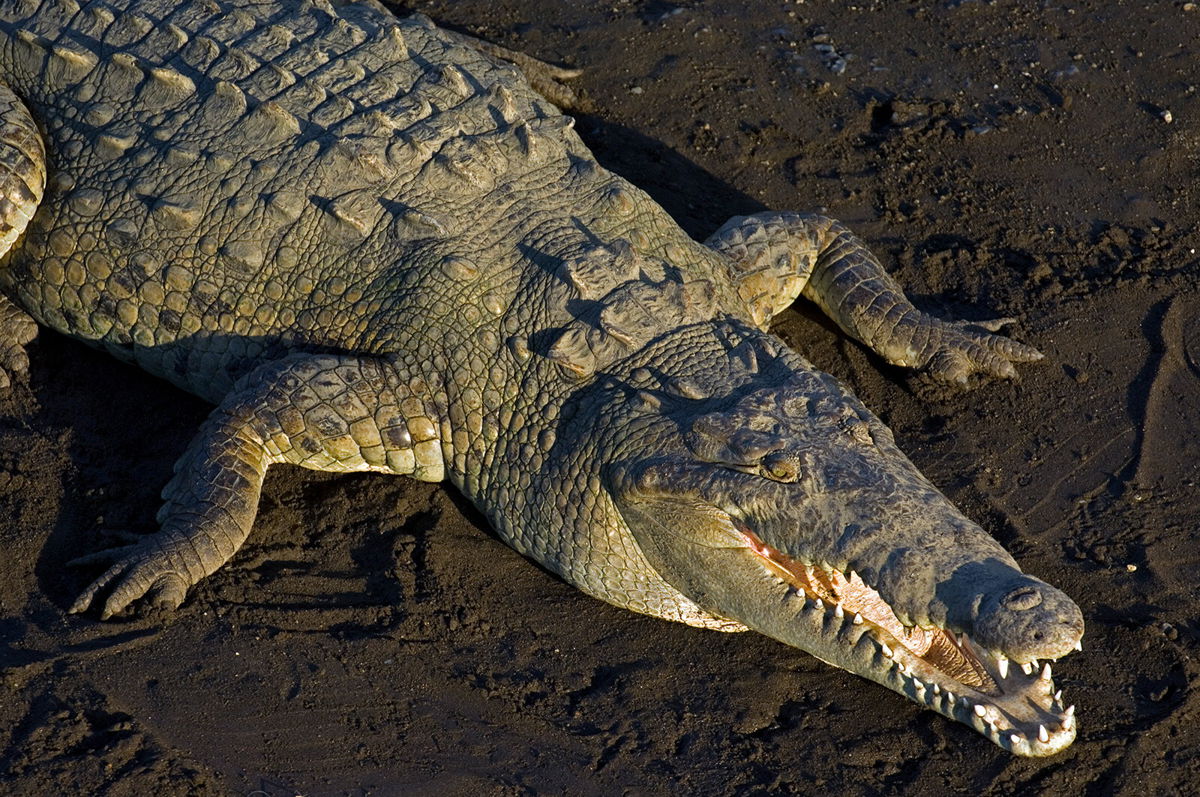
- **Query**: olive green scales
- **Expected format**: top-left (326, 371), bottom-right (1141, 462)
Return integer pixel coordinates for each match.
top-left (0, 0), bottom-right (1082, 755)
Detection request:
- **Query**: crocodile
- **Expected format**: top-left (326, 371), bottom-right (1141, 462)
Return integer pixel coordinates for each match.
top-left (0, 0), bottom-right (1082, 755)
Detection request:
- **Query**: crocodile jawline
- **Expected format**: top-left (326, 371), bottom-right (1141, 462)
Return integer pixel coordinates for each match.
top-left (738, 526), bottom-right (1078, 755)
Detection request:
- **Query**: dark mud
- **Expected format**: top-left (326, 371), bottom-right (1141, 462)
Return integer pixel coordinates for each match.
top-left (3, 1), bottom-right (1199, 794)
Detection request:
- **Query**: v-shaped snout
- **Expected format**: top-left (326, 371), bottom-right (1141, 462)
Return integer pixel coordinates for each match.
top-left (611, 374), bottom-right (1083, 663)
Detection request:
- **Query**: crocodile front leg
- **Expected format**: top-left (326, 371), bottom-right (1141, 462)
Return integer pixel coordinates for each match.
top-left (70, 353), bottom-right (448, 618)
top-left (705, 212), bottom-right (1043, 383)
top-left (0, 294), bottom-right (35, 389)
top-left (0, 82), bottom-right (46, 389)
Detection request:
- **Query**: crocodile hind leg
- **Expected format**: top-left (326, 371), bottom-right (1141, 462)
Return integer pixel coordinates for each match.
top-left (0, 82), bottom-right (47, 389)
top-left (443, 28), bottom-right (583, 108)
top-left (70, 353), bottom-right (449, 619)
top-left (705, 211), bottom-right (1043, 384)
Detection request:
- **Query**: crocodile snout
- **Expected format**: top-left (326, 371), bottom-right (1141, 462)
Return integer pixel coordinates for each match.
top-left (975, 578), bottom-right (1083, 662)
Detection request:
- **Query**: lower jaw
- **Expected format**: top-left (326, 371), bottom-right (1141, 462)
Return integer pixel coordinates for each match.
top-left (744, 577), bottom-right (1075, 756)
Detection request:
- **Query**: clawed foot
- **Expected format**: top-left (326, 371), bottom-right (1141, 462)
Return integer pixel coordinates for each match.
top-left (914, 316), bottom-right (1044, 384)
top-left (68, 536), bottom-right (192, 619)
top-left (0, 296), bottom-right (37, 391)
top-left (440, 26), bottom-right (583, 108)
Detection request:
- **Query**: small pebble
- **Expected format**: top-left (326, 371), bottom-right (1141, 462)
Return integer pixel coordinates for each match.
top-left (1160, 109), bottom-right (1173, 123)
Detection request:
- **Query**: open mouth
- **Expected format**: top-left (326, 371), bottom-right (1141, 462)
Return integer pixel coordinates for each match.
top-left (738, 526), bottom-right (1079, 756)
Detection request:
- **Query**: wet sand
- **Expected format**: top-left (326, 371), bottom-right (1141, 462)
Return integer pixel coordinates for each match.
top-left (2, 1), bottom-right (1199, 793)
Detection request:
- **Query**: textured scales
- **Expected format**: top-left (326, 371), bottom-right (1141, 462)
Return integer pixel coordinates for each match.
top-left (0, 0), bottom-right (1080, 756)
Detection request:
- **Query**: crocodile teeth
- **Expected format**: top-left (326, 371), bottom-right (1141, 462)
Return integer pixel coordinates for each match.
top-left (814, 597), bottom-right (824, 610)
top-left (1041, 661), bottom-right (1052, 681)
top-left (880, 642), bottom-right (893, 659)
top-left (1054, 689), bottom-right (1062, 703)
top-left (1009, 733), bottom-right (1022, 747)
top-left (1021, 661), bottom-right (1034, 676)
top-left (997, 656), bottom-right (1009, 679)
top-left (852, 612), bottom-right (863, 625)
top-left (1063, 705), bottom-right (1076, 729)
top-left (834, 603), bottom-right (844, 619)
top-left (973, 703), bottom-right (986, 718)
top-left (1038, 724), bottom-right (1049, 743)
top-left (932, 683), bottom-right (941, 695)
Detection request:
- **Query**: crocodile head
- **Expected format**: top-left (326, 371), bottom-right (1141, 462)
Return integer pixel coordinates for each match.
top-left (603, 327), bottom-right (1083, 755)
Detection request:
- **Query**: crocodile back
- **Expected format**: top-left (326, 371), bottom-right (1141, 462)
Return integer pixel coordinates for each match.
top-left (0, 0), bottom-right (589, 399)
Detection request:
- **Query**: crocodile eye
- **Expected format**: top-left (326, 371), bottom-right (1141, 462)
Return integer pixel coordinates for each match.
top-left (760, 452), bottom-right (802, 483)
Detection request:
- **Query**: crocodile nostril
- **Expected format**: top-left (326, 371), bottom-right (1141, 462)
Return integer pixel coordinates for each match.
top-left (1002, 586), bottom-right (1043, 611)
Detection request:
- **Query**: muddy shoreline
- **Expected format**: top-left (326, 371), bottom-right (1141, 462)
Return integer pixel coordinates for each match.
top-left (3, 1), bottom-right (1199, 794)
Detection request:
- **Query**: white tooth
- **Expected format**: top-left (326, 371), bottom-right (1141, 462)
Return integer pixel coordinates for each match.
top-left (1074, 639), bottom-right (1082, 652)
top-left (881, 643), bottom-right (893, 658)
top-left (1054, 689), bottom-right (1062, 702)
top-left (1022, 662), bottom-right (1034, 676)
top-left (1009, 733), bottom-right (1022, 747)
top-left (946, 690), bottom-right (956, 704)
top-left (814, 598), bottom-right (824, 610)
top-left (1063, 705), bottom-right (1076, 729)
top-left (1038, 725), bottom-right (1049, 743)
top-left (1041, 662), bottom-right (1052, 681)
top-left (973, 703), bottom-right (986, 717)
top-left (852, 612), bottom-right (864, 625)
top-left (835, 604), bottom-right (844, 619)
top-left (932, 684), bottom-right (941, 695)
top-left (997, 657), bottom-right (1009, 679)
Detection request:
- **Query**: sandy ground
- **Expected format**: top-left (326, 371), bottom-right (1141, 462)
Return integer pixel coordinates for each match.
top-left (3, 0), bottom-right (1200, 794)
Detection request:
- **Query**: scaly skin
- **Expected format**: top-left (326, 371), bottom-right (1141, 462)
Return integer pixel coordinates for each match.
top-left (0, 0), bottom-right (1080, 755)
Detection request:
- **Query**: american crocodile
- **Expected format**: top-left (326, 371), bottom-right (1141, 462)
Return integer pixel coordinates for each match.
top-left (0, 0), bottom-right (1082, 755)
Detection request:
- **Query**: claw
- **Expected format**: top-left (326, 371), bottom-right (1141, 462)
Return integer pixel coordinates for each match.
top-left (68, 537), bottom-right (193, 619)
top-left (967, 316), bottom-right (1018, 333)
top-left (69, 560), bottom-right (124, 614)
top-left (66, 543), bottom-right (142, 568)
top-left (926, 348), bottom-right (972, 384)
top-left (0, 297), bottom-right (38, 390)
top-left (921, 315), bottom-right (1042, 385)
